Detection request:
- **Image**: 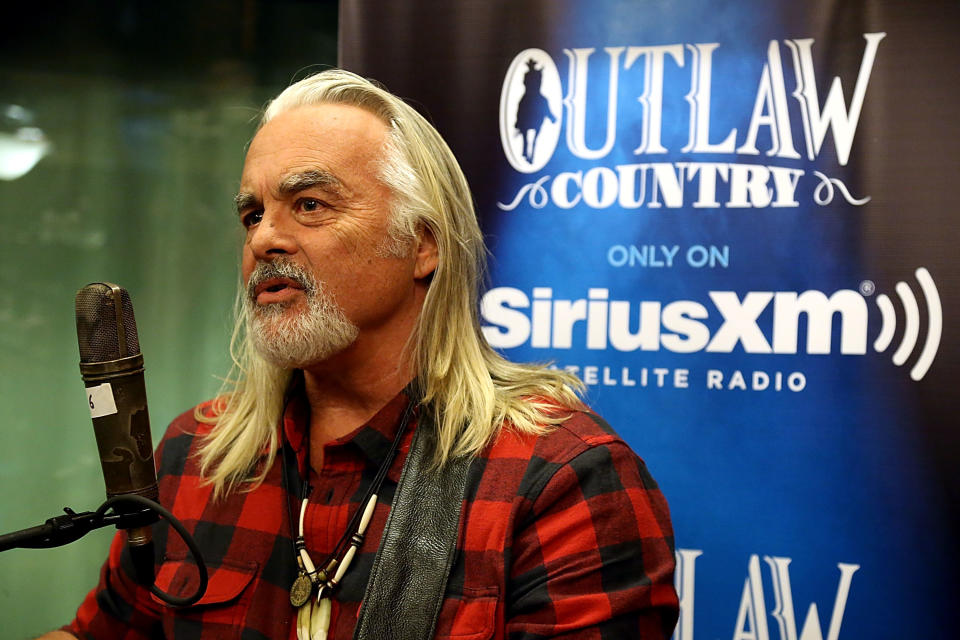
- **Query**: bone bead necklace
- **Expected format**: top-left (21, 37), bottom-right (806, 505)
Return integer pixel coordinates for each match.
top-left (281, 395), bottom-right (415, 640)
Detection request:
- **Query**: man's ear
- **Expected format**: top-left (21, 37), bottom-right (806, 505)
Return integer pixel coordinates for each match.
top-left (413, 225), bottom-right (439, 280)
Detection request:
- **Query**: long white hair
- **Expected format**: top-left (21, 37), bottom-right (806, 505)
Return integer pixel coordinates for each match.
top-left (197, 70), bottom-right (581, 497)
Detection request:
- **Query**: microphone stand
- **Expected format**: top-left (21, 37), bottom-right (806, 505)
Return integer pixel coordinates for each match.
top-left (0, 504), bottom-right (149, 551)
top-left (0, 494), bottom-right (208, 607)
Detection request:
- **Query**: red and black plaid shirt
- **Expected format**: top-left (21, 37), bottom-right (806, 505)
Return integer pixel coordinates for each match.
top-left (67, 388), bottom-right (678, 639)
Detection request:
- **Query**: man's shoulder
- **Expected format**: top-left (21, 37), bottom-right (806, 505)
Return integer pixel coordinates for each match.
top-left (546, 404), bottom-right (625, 455)
top-left (467, 398), bottom-right (664, 530)
top-left (489, 400), bottom-right (628, 467)
top-left (472, 400), bottom-right (647, 506)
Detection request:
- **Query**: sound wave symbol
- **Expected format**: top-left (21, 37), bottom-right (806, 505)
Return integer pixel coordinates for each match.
top-left (872, 267), bottom-right (942, 381)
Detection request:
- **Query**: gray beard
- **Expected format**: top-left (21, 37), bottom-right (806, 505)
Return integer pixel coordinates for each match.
top-left (244, 259), bottom-right (359, 369)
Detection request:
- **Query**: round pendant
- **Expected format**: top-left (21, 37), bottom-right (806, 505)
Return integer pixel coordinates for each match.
top-left (290, 572), bottom-right (313, 608)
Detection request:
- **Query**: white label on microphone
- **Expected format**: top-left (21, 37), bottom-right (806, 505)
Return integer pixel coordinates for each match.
top-left (87, 383), bottom-right (118, 419)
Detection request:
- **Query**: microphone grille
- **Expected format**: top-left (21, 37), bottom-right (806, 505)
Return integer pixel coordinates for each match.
top-left (75, 283), bottom-right (141, 363)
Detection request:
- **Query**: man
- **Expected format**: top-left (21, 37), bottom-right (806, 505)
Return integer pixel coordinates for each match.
top-left (43, 70), bottom-right (678, 639)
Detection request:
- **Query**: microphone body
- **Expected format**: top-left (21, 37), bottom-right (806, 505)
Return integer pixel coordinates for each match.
top-left (75, 283), bottom-right (158, 579)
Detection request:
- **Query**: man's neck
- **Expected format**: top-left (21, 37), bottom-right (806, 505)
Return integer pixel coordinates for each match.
top-left (300, 339), bottom-right (414, 465)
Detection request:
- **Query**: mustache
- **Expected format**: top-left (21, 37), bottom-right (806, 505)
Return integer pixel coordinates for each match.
top-left (245, 259), bottom-right (317, 301)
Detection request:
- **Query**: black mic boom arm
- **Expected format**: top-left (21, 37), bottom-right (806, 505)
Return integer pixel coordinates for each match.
top-left (0, 503), bottom-right (154, 552)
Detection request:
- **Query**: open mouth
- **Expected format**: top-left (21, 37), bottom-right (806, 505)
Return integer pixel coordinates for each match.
top-left (253, 277), bottom-right (305, 302)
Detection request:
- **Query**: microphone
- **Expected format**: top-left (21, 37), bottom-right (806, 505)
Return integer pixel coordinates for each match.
top-left (75, 282), bottom-right (158, 583)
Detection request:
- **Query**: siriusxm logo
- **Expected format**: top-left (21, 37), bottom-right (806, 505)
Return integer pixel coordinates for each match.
top-left (481, 268), bottom-right (941, 381)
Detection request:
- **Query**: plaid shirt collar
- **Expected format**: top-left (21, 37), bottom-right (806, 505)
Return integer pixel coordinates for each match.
top-left (281, 378), bottom-right (417, 483)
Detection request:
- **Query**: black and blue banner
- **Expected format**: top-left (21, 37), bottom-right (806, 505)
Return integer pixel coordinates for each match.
top-left (341, 1), bottom-right (960, 637)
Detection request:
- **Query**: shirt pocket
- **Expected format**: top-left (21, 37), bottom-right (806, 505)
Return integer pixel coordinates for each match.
top-left (433, 585), bottom-right (499, 640)
top-left (151, 553), bottom-right (260, 639)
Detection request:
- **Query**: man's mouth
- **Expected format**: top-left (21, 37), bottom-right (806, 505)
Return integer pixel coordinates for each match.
top-left (253, 277), bottom-right (305, 304)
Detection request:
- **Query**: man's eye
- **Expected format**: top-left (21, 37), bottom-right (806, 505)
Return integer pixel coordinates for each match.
top-left (299, 198), bottom-right (324, 213)
top-left (242, 210), bottom-right (263, 228)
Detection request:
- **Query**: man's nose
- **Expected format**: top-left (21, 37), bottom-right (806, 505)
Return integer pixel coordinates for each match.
top-left (248, 208), bottom-right (298, 259)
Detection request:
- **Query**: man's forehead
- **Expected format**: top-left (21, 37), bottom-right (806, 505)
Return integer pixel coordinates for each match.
top-left (239, 104), bottom-right (387, 194)
top-left (250, 103), bottom-right (388, 155)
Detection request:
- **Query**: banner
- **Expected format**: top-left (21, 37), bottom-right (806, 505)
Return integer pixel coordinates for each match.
top-left (341, 1), bottom-right (959, 637)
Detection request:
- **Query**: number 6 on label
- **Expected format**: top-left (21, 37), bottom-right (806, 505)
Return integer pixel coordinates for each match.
top-left (87, 383), bottom-right (119, 418)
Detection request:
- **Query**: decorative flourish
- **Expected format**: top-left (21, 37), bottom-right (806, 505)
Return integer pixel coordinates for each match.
top-left (812, 171), bottom-right (871, 206)
top-left (497, 175), bottom-right (551, 210)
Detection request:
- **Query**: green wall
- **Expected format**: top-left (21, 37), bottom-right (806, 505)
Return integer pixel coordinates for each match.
top-left (0, 3), bottom-right (337, 636)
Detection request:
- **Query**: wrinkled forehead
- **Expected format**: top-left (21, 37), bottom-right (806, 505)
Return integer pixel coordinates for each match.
top-left (241, 103), bottom-right (390, 191)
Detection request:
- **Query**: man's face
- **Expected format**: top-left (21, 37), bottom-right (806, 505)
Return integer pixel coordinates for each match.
top-left (236, 103), bottom-right (433, 369)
